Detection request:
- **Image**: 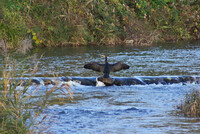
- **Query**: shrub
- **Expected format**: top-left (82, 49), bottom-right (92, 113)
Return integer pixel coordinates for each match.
top-left (178, 88), bottom-right (200, 117)
top-left (0, 7), bottom-right (28, 49)
top-left (0, 0), bottom-right (200, 47)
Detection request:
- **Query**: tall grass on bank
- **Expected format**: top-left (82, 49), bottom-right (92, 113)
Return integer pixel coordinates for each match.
top-left (0, 0), bottom-right (199, 48)
top-left (0, 51), bottom-right (73, 133)
top-left (178, 88), bottom-right (200, 117)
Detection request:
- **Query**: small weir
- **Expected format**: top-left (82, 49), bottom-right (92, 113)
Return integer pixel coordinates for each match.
top-left (18, 76), bottom-right (200, 86)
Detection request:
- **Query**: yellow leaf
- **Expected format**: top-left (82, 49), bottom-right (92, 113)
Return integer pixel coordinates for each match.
top-left (27, 29), bottom-right (32, 33)
top-left (96, 27), bottom-right (103, 31)
top-left (32, 35), bottom-right (37, 40)
top-left (137, 4), bottom-right (141, 9)
top-left (35, 39), bottom-right (40, 45)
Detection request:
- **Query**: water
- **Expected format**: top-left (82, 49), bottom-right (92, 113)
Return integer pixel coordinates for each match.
top-left (3, 41), bottom-right (200, 133)
top-left (22, 41), bottom-right (200, 77)
top-left (42, 85), bottom-right (200, 134)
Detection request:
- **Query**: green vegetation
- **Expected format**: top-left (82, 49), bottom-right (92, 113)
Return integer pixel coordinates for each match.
top-left (0, 49), bottom-right (73, 133)
top-left (178, 88), bottom-right (200, 117)
top-left (0, 0), bottom-right (200, 48)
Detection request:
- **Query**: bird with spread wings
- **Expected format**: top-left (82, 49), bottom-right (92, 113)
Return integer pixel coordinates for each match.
top-left (84, 55), bottom-right (130, 78)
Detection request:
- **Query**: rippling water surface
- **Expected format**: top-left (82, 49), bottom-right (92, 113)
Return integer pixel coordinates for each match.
top-left (25, 41), bottom-right (200, 77)
top-left (5, 41), bottom-right (200, 133)
top-left (42, 84), bottom-right (200, 134)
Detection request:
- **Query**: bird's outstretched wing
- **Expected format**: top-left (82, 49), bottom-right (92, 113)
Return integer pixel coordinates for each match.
top-left (110, 62), bottom-right (130, 72)
top-left (84, 62), bottom-right (105, 72)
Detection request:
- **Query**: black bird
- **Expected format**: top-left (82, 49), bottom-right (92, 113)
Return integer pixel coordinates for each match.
top-left (84, 55), bottom-right (130, 78)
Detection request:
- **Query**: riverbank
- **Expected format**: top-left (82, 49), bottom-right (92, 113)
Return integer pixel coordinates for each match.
top-left (0, 0), bottom-right (199, 49)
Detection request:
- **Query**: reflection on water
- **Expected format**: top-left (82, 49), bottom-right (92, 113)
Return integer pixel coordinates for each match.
top-left (1, 41), bottom-right (200, 133)
top-left (24, 41), bottom-right (200, 77)
top-left (1, 41), bottom-right (199, 77)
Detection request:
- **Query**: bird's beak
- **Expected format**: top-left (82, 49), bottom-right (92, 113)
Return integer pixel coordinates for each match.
top-left (101, 55), bottom-right (106, 58)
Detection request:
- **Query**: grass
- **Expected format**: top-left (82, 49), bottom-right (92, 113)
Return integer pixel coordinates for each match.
top-left (0, 50), bottom-right (73, 133)
top-left (178, 88), bottom-right (200, 117)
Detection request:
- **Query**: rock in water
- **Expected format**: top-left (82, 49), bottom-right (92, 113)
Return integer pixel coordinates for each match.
top-left (97, 76), bottom-right (115, 86)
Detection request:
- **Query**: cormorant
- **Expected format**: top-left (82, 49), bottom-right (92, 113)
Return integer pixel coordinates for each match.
top-left (84, 55), bottom-right (130, 78)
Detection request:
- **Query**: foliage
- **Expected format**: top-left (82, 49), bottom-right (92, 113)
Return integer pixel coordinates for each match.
top-left (0, 0), bottom-right (199, 47)
top-left (0, 52), bottom-right (73, 133)
top-left (178, 88), bottom-right (200, 117)
top-left (0, 7), bottom-right (27, 49)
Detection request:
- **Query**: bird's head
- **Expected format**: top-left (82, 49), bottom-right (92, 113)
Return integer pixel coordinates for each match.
top-left (101, 55), bottom-right (107, 62)
top-left (101, 55), bottom-right (106, 58)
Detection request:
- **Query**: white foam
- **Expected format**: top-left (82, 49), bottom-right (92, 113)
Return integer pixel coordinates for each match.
top-left (66, 80), bottom-right (81, 87)
top-left (96, 78), bottom-right (105, 87)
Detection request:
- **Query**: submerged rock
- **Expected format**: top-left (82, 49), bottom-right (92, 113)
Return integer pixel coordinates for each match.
top-left (69, 76), bottom-right (200, 86)
top-left (97, 77), bottom-right (115, 86)
top-left (11, 76), bottom-right (200, 87)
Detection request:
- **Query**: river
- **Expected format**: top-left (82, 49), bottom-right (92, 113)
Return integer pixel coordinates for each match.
top-left (6, 41), bottom-right (200, 133)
